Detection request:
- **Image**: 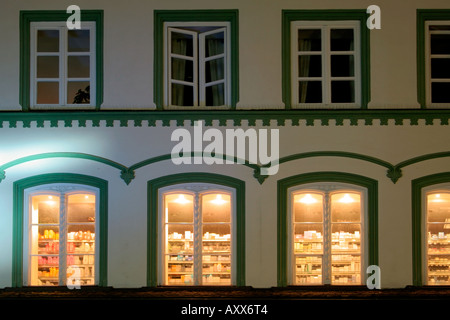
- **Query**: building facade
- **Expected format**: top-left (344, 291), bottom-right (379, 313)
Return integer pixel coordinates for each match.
top-left (1, 0), bottom-right (450, 289)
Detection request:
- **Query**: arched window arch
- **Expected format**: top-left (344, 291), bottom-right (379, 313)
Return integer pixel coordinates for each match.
top-left (278, 172), bottom-right (378, 287)
top-left (12, 173), bottom-right (108, 287)
top-left (148, 173), bottom-right (245, 287)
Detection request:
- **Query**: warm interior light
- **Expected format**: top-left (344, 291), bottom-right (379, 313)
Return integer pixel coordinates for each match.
top-left (173, 194), bottom-right (191, 204)
top-left (430, 194), bottom-right (446, 202)
top-left (210, 194), bottom-right (228, 205)
top-left (297, 194), bottom-right (318, 204)
top-left (338, 194), bottom-right (356, 204)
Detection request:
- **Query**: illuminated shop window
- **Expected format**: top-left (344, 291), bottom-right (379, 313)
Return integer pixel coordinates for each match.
top-left (160, 186), bottom-right (234, 285)
top-left (425, 191), bottom-right (450, 285)
top-left (289, 184), bottom-right (366, 285)
top-left (24, 185), bottom-right (99, 286)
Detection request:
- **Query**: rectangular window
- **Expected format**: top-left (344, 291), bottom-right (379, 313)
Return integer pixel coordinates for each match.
top-left (291, 21), bottom-right (361, 108)
top-left (290, 185), bottom-right (365, 285)
top-left (165, 23), bottom-right (230, 109)
top-left (25, 189), bottom-right (98, 286)
top-left (30, 22), bottom-right (96, 108)
top-left (425, 22), bottom-right (450, 106)
top-left (161, 189), bottom-right (233, 285)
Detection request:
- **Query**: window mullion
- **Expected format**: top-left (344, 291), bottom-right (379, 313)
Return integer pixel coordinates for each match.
top-left (323, 191), bottom-right (331, 285)
top-left (323, 26), bottom-right (331, 104)
top-left (193, 192), bottom-right (202, 285)
top-left (58, 192), bottom-right (67, 286)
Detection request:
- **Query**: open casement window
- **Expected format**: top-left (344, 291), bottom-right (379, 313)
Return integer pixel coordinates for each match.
top-left (425, 22), bottom-right (450, 107)
top-left (159, 185), bottom-right (235, 285)
top-left (423, 187), bottom-right (450, 285)
top-left (291, 21), bottom-right (361, 108)
top-left (30, 22), bottom-right (96, 109)
top-left (289, 183), bottom-right (367, 285)
top-left (23, 184), bottom-right (99, 287)
top-left (165, 24), bottom-right (230, 108)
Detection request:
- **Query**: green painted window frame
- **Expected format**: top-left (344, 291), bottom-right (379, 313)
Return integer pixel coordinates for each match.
top-left (147, 172), bottom-right (245, 287)
top-left (154, 10), bottom-right (239, 110)
top-left (412, 172), bottom-right (450, 286)
top-left (277, 172), bottom-right (378, 287)
top-left (417, 9), bottom-right (450, 109)
top-left (12, 173), bottom-right (108, 287)
top-left (282, 10), bottom-right (371, 109)
top-left (20, 10), bottom-right (104, 111)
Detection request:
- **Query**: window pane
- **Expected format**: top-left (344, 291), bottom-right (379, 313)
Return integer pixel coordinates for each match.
top-left (202, 194), bottom-right (231, 223)
top-left (171, 83), bottom-right (194, 106)
top-left (67, 81), bottom-right (90, 104)
top-left (331, 193), bottom-right (361, 223)
top-left (431, 82), bottom-right (450, 103)
top-left (331, 224), bottom-right (361, 253)
top-left (298, 55), bottom-right (322, 77)
top-left (68, 56), bottom-right (90, 78)
top-left (37, 56), bottom-right (59, 78)
top-left (295, 255), bottom-right (322, 285)
top-left (67, 194), bottom-right (96, 223)
top-left (206, 84), bottom-right (225, 106)
top-left (167, 225), bottom-right (194, 253)
top-left (331, 55), bottom-right (355, 77)
top-left (205, 31), bottom-right (224, 57)
top-left (427, 193), bottom-right (450, 223)
top-left (298, 29), bottom-right (321, 51)
top-left (171, 58), bottom-right (194, 82)
top-left (294, 224), bottom-right (323, 254)
top-left (37, 30), bottom-right (59, 52)
top-left (331, 81), bottom-right (355, 103)
top-left (330, 29), bottom-right (354, 51)
top-left (171, 32), bottom-right (194, 57)
top-left (430, 34), bottom-right (450, 55)
top-left (331, 254), bottom-right (361, 285)
top-left (68, 30), bottom-right (90, 52)
top-left (205, 58), bottom-right (224, 82)
top-left (431, 59), bottom-right (450, 79)
top-left (165, 193), bottom-right (194, 223)
top-left (298, 81), bottom-right (322, 103)
top-left (293, 193), bottom-right (323, 223)
top-left (36, 82), bottom-right (59, 104)
top-left (32, 195), bottom-right (60, 224)
top-left (203, 224), bottom-right (231, 246)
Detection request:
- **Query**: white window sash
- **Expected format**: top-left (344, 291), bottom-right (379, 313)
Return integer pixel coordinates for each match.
top-left (291, 21), bottom-right (361, 109)
top-left (30, 21), bottom-right (96, 109)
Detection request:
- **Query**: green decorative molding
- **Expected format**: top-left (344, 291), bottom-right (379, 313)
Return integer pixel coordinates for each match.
top-left (277, 172), bottom-right (378, 287)
top-left (12, 173), bottom-right (108, 287)
top-left (1, 151), bottom-right (450, 185)
top-left (1, 109), bottom-right (450, 128)
top-left (147, 172), bottom-right (245, 287)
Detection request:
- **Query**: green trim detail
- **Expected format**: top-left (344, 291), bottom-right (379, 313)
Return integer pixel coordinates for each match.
top-left (19, 10), bottom-right (104, 111)
top-left (2, 109), bottom-right (450, 128)
top-left (12, 173), bottom-right (108, 287)
top-left (147, 172), bottom-right (245, 287)
top-left (2, 151), bottom-right (450, 186)
top-left (153, 10), bottom-right (239, 110)
top-left (282, 9), bottom-right (370, 109)
top-left (417, 10), bottom-right (450, 108)
top-left (277, 171), bottom-right (378, 287)
top-left (411, 172), bottom-right (450, 286)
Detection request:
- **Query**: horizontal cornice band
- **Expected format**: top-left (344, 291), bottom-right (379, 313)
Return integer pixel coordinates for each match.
top-left (0, 109), bottom-right (450, 127)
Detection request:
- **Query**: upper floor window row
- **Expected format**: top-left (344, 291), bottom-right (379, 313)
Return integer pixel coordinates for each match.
top-left (20, 10), bottom-right (450, 111)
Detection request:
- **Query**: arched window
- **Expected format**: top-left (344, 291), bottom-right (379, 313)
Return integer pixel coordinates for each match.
top-left (288, 183), bottom-right (367, 285)
top-left (23, 184), bottom-right (99, 286)
top-left (159, 184), bottom-right (235, 285)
